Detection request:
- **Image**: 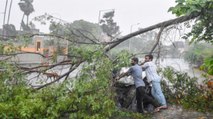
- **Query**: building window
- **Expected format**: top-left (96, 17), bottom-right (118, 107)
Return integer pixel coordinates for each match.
top-left (36, 42), bottom-right (41, 51)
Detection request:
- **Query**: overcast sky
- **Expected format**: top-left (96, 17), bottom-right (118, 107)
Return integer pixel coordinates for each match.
top-left (0, 0), bottom-right (176, 35)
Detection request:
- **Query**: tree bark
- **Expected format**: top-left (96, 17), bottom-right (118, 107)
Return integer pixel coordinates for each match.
top-left (20, 14), bottom-right (25, 30)
top-left (104, 13), bottom-right (200, 52)
top-left (149, 27), bottom-right (164, 54)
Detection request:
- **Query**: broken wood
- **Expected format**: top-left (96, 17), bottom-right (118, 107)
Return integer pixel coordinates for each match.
top-left (43, 72), bottom-right (59, 80)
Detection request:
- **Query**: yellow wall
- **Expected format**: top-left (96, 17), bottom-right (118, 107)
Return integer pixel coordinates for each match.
top-left (4, 36), bottom-right (68, 55)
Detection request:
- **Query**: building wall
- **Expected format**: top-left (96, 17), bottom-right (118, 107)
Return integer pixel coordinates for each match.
top-left (20, 36), bottom-right (67, 55)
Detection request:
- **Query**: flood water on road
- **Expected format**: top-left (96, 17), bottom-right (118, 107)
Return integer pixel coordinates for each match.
top-left (158, 58), bottom-right (207, 84)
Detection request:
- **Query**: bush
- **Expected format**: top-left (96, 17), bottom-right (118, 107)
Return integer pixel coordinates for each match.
top-left (161, 67), bottom-right (213, 112)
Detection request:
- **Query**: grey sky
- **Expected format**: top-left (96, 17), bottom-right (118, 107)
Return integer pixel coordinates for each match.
top-left (0, 0), bottom-right (176, 35)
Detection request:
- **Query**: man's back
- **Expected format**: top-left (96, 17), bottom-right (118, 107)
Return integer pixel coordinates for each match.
top-left (129, 64), bottom-right (145, 88)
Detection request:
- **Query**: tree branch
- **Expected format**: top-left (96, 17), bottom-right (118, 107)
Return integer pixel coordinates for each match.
top-left (104, 12), bottom-right (200, 52)
top-left (149, 27), bottom-right (164, 54)
top-left (35, 60), bottom-right (84, 90)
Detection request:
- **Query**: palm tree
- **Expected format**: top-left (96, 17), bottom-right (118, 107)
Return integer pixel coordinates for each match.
top-left (18, 0), bottom-right (34, 29)
top-left (7, 0), bottom-right (13, 24)
top-left (2, 0), bottom-right (17, 38)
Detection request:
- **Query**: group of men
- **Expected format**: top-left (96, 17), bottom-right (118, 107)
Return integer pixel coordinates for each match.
top-left (116, 54), bottom-right (167, 113)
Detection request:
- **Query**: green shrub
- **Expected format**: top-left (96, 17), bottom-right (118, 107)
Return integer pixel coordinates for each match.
top-left (161, 67), bottom-right (213, 112)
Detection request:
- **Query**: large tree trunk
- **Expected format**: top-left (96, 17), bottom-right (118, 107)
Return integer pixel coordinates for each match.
top-left (27, 15), bottom-right (29, 26)
top-left (104, 13), bottom-right (200, 52)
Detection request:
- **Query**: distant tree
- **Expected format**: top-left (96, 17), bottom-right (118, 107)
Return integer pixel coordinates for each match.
top-left (71, 20), bottom-right (102, 39)
top-left (184, 43), bottom-right (213, 66)
top-left (131, 31), bottom-right (157, 53)
top-left (49, 19), bottom-right (102, 43)
top-left (3, 24), bottom-right (17, 37)
top-left (2, 0), bottom-right (17, 39)
top-left (99, 11), bottom-right (120, 39)
top-left (18, 0), bottom-right (34, 30)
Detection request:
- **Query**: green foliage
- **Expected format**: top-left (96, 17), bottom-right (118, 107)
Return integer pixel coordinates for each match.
top-left (168, 0), bottom-right (206, 16)
top-left (169, 0), bottom-right (213, 44)
top-left (112, 50), bottom-right (131, 68)
top-left (0, 44), bottom-right (146, 118)
top-left (70, 59), bottom-right (115, 118)
top-left (183, 43), bottom-right (213, 74)
top-left (0, 44), bottom-right (4, 54)
top-left (0, 62), bottom-right (30, 118)
top-left (0, 43), bottom-right (20, 55)
top-left (200, 56), bottom-right (213, 75)
top-left (161, 67), bottom-right (213, 112)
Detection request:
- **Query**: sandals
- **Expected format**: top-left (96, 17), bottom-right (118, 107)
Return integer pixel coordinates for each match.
top-left (159, 105), bottom-right (168, 109)
top-left (154, 107), bottom-right (161, 112)
top-left (154, 106), bottom-right (168, 112)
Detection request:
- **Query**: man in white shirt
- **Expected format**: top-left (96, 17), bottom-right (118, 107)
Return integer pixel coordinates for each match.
top-left (141, 54), bottom-right (167, 110)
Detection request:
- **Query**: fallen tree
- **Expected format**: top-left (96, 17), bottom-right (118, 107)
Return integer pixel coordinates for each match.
top-left (0, 0), bottom-right (212, 117)
top-left (105, 12), bottom-right (200, 52)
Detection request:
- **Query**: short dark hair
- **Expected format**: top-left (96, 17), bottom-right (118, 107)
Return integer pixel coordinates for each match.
top-left (145, 54), bottom-right (153, 60)
top-left (131, 57), bottom-right (139, 63)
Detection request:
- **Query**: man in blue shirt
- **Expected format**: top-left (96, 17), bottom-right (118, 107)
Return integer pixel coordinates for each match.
top-left (116, 57), bottom-right (160, 113)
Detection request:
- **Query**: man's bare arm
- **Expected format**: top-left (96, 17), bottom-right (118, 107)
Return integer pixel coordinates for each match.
top-left (115, 72), bottom-right (129, 80)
